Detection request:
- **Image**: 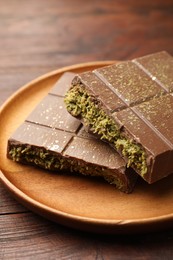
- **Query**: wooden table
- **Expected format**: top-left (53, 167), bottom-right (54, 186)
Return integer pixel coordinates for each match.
top-left (0, 0), bottom-right (173, 258)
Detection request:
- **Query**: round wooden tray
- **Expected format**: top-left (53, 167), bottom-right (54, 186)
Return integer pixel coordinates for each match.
top-left (0, 61), bottom-right (173, 234)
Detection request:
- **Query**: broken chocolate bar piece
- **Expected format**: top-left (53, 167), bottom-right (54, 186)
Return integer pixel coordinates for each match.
top-left (7, 72), bottom-right (137, 193)
top-left (65, 51), bottom-right (173, 183)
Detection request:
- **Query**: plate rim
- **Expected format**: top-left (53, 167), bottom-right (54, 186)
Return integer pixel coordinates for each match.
top-left (1, 170), bottom-right (173, 223)
top-left (0, 61), bottom-right (173, 234)
top-left (1, 170), bottom-right (173, 234)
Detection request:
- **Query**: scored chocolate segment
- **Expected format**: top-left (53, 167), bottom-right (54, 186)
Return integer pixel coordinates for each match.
top-left (65, 51), bottom-right (173, 183)
top-left (7, 72), bottom-right (138, 193)
top-left (9, 122), bottom-right (73, 153)
top-left (135, 94), bottom-right (173, 145)
top-left (65, 132), bottom-right (125, 169)
top-left (95, 61), bottom-right (164, 107)
top-left (27, 95), bottom-right (81, 133)
top-left (50, 72), bottom-right (75, 96)
top-left (133, 51), bottom-right (173, 91)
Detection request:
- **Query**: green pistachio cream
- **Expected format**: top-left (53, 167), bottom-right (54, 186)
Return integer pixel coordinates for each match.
top-left (9, 146), bottom-right (68, 170)
top-left (8, 145), bottom-right (125, 190)
top-left (64, 85), bottom-right (147, 177)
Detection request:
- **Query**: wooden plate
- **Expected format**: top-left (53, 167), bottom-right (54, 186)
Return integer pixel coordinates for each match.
top-left (0, 61), bottom-right (173, 234)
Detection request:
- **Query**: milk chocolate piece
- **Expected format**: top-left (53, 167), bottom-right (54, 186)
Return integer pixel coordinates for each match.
top-left (7, 73), bottom-right (137, 193)
top-left (65, 51), bottom-right (173, 183)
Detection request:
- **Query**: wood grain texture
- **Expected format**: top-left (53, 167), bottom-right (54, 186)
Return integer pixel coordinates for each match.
top-left (0, 212), bottom-right (173, 260)
top-left (0, 0), bottom-right (173, 258)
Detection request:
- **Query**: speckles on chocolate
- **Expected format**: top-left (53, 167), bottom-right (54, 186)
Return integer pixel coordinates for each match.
top-left (79, 71), bottom-right (126, 111)
top-left (48, 144), bottom-right (60, 151)
top-left (96, 61), bottom-right (165, 106)
top-left (27, 94), bottom-right (81, 133)
top-left (134, 51), bottom-right (173, 92)
top-left (65, 136), bottom-right (125, 169)
top-left (135, 94), bottom-right (173, 145)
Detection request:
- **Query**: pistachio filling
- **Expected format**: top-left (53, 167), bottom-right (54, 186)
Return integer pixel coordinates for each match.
top-left (64, 85), bottom-right (147, 176)
top-left (8, 145), bottom-right (125, 189)
top-left (9, 146), bottom-right (67, 170)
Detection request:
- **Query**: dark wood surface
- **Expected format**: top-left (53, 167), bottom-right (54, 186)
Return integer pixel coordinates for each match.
top-left (0, 0), bottom-right (173, 259)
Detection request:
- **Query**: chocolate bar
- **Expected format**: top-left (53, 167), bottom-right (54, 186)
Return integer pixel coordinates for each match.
top-left (65, 51), bottom-right (173, 183)
top-left (7, 72), bottom-right (138, 193)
